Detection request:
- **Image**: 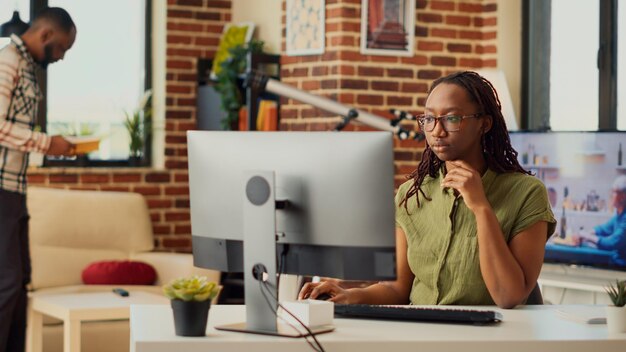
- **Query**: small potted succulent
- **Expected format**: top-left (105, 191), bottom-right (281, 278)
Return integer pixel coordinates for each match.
top-left (163, 275), bottom-right (220, 336)
top-left (604, 279), bottom-right (626, 334)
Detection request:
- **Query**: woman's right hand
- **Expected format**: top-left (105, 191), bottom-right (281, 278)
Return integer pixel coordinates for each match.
top-left (298, 280), bottom-right (353, 303)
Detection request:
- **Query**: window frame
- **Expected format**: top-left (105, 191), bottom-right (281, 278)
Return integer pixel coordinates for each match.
top-left (522, 0), bottom-right (619, 131)
top-left (32, 0), bottom-right (153, 167)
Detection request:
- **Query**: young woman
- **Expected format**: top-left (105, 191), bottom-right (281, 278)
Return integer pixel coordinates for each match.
top-left (299, 71), bottom-right (556, 308)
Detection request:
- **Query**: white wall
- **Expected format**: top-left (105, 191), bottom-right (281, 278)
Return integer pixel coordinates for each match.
top-left (497, 0), bottom-right (522, 126)
top-left (232, 0), bottom-right (282, 54)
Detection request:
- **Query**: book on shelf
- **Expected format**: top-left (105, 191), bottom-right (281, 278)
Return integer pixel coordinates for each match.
top-left (256, 100), bottom-right (278, 131)
top-left (64, 136), bottom-right (100, 154)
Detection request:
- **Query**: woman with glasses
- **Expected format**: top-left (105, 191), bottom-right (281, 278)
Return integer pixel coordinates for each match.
top-left (300, 71), bottom-right (556, 308)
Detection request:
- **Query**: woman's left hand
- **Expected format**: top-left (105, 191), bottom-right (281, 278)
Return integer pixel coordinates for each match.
top-left (441, 160), bottom-right (489, 212)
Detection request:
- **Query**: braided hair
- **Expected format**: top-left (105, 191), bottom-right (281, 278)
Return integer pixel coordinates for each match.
top-left (399, 71), bottom-right (529, 212)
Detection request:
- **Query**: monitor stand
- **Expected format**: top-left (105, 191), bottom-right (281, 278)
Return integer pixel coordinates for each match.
top-left (214, 171), bottom-right (335, 337)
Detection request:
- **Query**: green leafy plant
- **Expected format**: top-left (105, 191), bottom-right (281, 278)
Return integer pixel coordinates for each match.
top-left (124, 90), bottom-right (153, 158)
top-left (214, 39), bottom-right (264, 130)
top-left (605, 280), bottom-right (626, 307)
top-left (163, 275), bottom-right (219, 302)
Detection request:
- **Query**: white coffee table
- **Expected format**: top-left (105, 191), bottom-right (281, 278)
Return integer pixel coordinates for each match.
top-left (28, 291), bottom-right (169, 352)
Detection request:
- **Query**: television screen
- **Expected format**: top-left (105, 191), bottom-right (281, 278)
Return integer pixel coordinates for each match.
top-left (509, 132), bottom-right (626, 271)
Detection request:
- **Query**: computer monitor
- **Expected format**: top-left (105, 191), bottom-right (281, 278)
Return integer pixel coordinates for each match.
top-left (509, 131), bottom-right (626, 272)
top-left (187, 131), bottom-right (397, 336)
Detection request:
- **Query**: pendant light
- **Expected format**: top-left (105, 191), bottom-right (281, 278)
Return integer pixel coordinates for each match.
top-left (1, 10), bottom-right (30, 37)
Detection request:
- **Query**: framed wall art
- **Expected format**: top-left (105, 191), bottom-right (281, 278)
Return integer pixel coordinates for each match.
top-left (360, 0), bottom-right (415, 56)
top-left (286, 0), bottom-right (325, 56)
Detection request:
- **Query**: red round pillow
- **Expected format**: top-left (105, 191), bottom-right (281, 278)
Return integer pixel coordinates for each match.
top-left (81, 260), bottom-right (157, 285)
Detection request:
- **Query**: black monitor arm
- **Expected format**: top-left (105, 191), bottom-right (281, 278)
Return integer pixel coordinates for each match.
top-left (246, 71), bottom-right (424, 141)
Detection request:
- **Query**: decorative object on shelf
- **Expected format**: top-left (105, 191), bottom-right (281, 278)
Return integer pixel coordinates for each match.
top-left (163, 275), bottom-right (220, 337)
top-left (211, 22), bottom-right (255, 77)
top-left (286, 0), bottom-right (325, 56)
top-left (360, 0), bottom-right (415, 57)
top-left (214, 39), bottom-right (264, 130)
top-left (124, 90), bottom-right (152, 162)
top-left (604, 279), bottom-right (626, 333)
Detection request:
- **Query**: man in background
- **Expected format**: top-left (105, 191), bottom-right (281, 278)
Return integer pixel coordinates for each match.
top-left (0, 7), bottom-right (77, 351)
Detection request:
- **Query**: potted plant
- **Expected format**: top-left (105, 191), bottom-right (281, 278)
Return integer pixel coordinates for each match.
top-left (605, 279), bottom-right (626, 333)
top-left (163, 275), bottom-right (220, 337)
top-left (214, 39), bottom-right (264, 130)
top-left (124, 90), bottom-right (152, 165)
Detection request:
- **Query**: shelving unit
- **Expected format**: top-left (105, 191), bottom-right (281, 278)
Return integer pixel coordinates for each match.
top-left (196, 52), bottom-right (281, 132)
top-left (244, 52), bottom-right (280, 131)
top-left (520, 164), bottom-right (559, 181)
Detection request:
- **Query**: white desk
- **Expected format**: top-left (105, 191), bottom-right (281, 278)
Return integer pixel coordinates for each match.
top-left (29, 291), bottom-right (168, 352)
top-left (130, 304), bottom-right (626, 352)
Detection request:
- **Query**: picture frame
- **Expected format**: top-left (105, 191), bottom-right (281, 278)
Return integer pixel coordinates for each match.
top-left (210, 22), bottom-right (256, 78)
top-left (360, 0), bottom-right (415, 57)
top-left (286, 0), bottom-right (326, 56)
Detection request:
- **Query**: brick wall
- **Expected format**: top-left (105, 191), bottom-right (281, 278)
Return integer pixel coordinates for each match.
top-left (280, 0), bottom-right (498, 187)
top-left (27, 0), bottom-right (231, 252)
top-left (27, 0), bottom-right (498, 253)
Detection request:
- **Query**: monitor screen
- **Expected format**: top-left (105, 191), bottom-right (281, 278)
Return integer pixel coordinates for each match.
top-left (509, 131), bottom-right (626, 271)
top-left (187, 131), bottom-right (397, 281)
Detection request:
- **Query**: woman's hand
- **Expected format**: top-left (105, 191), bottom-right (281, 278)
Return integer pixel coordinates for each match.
top-left (441, 160), bottom-right (489, 212)
top-left (298, 280), bottom-right (351, 303)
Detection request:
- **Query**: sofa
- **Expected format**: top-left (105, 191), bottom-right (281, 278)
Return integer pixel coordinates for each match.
top-left (25, 187), bottom-right (220, 352)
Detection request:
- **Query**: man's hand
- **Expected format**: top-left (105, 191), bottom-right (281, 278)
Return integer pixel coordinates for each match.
top-left (46, 135), bottom-right (75, 156)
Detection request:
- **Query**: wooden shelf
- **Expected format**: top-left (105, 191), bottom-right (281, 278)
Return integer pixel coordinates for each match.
top-left (521, 164), bottom-right (559, 169)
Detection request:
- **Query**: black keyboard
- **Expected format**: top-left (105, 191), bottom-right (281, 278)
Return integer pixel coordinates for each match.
top-left (334, 304), bottom-right (503, 325)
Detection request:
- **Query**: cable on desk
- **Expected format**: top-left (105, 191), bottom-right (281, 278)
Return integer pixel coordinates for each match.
top-left (258, 277), bottom-right (326, 352)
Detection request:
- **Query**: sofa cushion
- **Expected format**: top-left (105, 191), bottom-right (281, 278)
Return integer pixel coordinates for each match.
top-left (27, 187), bottom-right (155, 290)
top-left (82, 260), bottom-right (157, 285)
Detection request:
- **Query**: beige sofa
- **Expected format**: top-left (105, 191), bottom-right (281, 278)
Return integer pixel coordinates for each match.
top-left (25, 187), bottom-right (219, 352)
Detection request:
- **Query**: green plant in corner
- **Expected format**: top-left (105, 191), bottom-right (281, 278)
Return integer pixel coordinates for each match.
top-left (124, 90), bottom-right (153, 159)
top-left (163, 275), bottom-right (219, 302)
top-left (214, 39), bottom-right (264, 130)
top-left (605, 279), bottom-right (626, 307)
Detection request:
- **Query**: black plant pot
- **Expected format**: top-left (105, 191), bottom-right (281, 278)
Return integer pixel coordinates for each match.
top-left (171, 299), bottom-right (211, 337)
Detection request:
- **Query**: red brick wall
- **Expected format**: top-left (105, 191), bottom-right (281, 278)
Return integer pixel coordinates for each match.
top-left (280, 0), bottom-right (498, 187)
top-left (27, 0), bottom-right (498, 253)
top-left (27, 0), bottom-right (231, 252)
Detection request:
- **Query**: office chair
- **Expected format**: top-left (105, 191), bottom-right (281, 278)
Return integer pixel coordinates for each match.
top-left (526, 283), bottom-right (543, 305)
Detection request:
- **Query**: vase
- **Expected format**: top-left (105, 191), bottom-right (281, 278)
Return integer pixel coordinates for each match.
top-left (171, 299), bottom-right (211, 336)
top-left (606, 306), bottom-right (626, 334)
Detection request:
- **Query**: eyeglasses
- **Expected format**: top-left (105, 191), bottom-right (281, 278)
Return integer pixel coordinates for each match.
top-left (417, 113), bottom-right (483, 132)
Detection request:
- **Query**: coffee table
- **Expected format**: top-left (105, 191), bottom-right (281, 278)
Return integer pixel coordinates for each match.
top-left (28, 291), bottom-right (169, 352)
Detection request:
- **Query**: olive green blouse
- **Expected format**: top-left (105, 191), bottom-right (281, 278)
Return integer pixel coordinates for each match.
top-left (395, 168), bottom-right (556, 305)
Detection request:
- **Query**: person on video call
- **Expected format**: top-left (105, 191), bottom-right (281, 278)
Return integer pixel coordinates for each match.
top-left (574, 175), bottom-right (626, 266)
top-left (299, 71), bottom-right (556, 309)
top-left (0, 7), bottom-right (76, 351)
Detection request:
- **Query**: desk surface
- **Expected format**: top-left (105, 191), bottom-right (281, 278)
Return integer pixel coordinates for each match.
top-left (130, 304), bottom-right (626, 352)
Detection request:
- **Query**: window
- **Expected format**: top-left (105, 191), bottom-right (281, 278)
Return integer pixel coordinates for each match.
top-left (523, 0), bottom-right (621, 131)
top-left (549, 0), bottom-right (598, 131)
top-left (35, 0), bottom-right (151, 166)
